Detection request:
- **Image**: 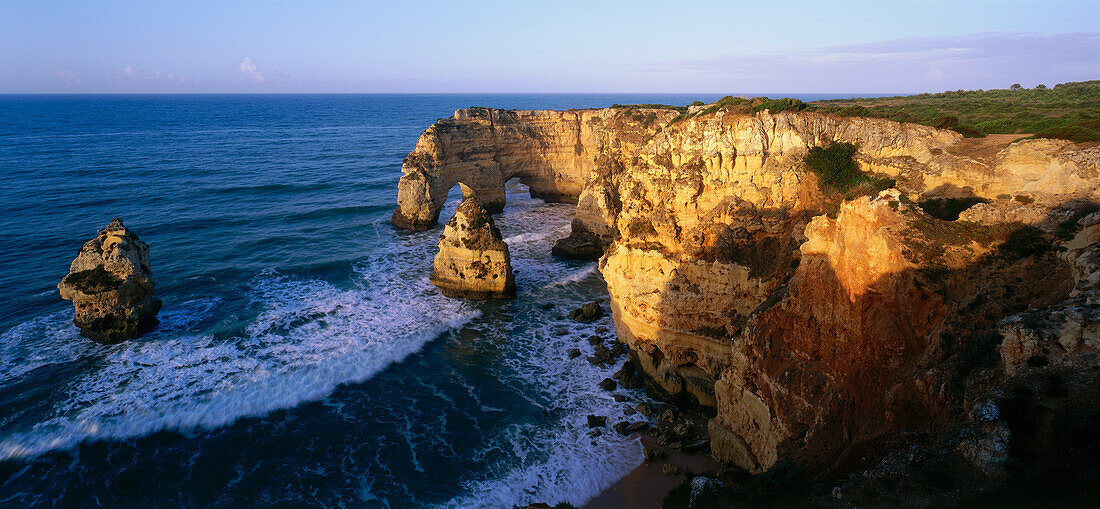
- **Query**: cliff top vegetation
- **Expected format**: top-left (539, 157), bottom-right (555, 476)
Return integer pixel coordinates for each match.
top-left (614, 81), bottom-right (1100, 143)
top-left (812, 80), bottom-right (1100, 142)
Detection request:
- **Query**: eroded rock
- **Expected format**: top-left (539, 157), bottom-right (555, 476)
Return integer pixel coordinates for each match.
top-left (430, 196), bottom-right (515, 299)
top-left (58, 218), bottom-right (161, 343)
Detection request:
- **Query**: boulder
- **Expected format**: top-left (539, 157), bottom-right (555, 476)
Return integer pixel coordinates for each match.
top-left (429, 196), bottom-right (515, 299)
top-left (551, 234), bottom-right (604, 261)
top-left (568, 301), bottom-right (603, 322)
top-left (58, 218), bottom-right (161, 343)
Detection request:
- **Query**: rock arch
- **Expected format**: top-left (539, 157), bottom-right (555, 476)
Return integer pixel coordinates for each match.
top-left (391, 107), bottom-right (679, 230)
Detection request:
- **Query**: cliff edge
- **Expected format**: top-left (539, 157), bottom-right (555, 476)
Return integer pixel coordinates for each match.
top-left (397, 103), bottom-right (1100, 502)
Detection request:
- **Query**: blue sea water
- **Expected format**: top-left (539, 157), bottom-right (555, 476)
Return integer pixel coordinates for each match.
top-left (0, 93), bottom-right (852, 507)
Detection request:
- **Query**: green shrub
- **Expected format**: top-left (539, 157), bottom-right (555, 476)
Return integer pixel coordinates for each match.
top-left (838, 104), bottom-right (869, 117)
top-left (804, 142), bottom-right (893, 194)
top-left (750, 97), bottom-right (807, 113)
top-left (808, 80), bottom-right (1100, 142)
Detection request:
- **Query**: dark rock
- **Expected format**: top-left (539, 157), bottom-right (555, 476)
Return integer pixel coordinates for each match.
top-left (610, 340), bottom-right (629, 357)
top-left (591, 344), bottom-right (613, 364)
top-left (636, 402), bottom-right (655, 416)
top-left (598, 378), bottom-right (618, 391)
top-left (613, 394), bottom-right (630, 402)
top-left (626, 421), bottom-right (649, 432)
top-left (662, 464), bottom-right (681, 477)
top-left (540, 302), bottom-right (554, 310)
top-left (624, 407), bottom-right (637, 416)
top-left (682, 438), bottom-right (711, 453)
top-left (614, 360), bottom-right (645, 389)
top-left (644, 447), bottom-right (667, 462)
top-left (552, 235), bottom-right (603, 261)
top-left (568, 348), bottom-right (581, 359)
top-left (568, 301), bottom-right (603, 322)
top-left (586, 415), bottom-right (607, 427)
top-left (614, 421), bottom-right (631, 435)
top-left (586, 335), bottom-right (603, 345)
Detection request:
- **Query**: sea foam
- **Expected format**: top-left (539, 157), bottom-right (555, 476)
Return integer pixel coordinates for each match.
top-left (0, 267), bottom-right (478, 461)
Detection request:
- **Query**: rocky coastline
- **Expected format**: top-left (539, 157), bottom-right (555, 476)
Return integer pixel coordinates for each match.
top-left (400, 103), bottom-right (1100, 506)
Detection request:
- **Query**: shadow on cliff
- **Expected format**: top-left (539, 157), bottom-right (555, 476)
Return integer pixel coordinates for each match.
top-left (635, 199), bottom-right (1100, 507)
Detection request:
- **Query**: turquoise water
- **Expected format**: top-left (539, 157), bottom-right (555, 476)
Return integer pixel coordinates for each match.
top-left (0, 93), bottom-right (841, 507)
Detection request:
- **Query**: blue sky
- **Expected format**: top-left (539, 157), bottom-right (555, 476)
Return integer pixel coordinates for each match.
top-left (1, 0), bottom-right (1097, 93)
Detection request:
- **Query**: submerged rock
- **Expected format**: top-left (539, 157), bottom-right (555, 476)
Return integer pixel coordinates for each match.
top-left (429, 195), bottom-right (515, 299)
top-left (58, 218), bottom-right (161, 343)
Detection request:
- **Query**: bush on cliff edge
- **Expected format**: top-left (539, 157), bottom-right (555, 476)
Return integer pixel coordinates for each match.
top-left (804, 142), bottom-right (894, 196)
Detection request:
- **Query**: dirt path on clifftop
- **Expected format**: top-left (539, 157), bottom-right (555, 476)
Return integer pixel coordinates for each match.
top-left (946, 133), bottom-right (1031, 162)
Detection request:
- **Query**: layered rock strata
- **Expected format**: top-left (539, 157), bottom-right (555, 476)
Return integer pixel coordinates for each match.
top-left (430, 195), bottom-right (516, 299)
top-left (58, 218), bottom-right (161, 343)
top-left (392, 106), bottom-right (675, 231)
top-left (400, 104), bottom-right (1100, 495)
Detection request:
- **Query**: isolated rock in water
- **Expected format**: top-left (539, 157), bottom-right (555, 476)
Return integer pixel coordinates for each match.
top-left (551, 233), bottom-right (604, 261)
top-left (430, 196), bottom-right (516, 299)
top-left (568, 301), bottom-right (603, 322)
top-left (58, 218), bottom-right (161, 343)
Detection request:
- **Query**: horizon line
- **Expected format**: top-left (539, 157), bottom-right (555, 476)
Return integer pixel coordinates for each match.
top-left (0, 91), bottom-right (923, 97)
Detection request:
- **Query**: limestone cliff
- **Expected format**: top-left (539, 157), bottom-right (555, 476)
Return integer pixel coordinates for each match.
top-left (430, 195), bottom-right (516, 299)
top-left (58, 218), bottom-right (162, 343)
top-left (398, 104), bottom-right (1100, 495)
top-left (392, 106), bottom-right (675, 230)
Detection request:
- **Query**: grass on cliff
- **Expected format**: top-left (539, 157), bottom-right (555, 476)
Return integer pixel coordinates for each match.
top-left (804, 142), bottom-right (894, 197)
top-left (665, 96), bottom-right (809, 125)
top-left (811, 80), bottom-right (1100, 142)
top-left (612, 81), bottom-right (1100, 143)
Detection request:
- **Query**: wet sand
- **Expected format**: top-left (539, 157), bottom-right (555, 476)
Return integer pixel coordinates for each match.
top-left (585, 433), bottom-right (718, 509)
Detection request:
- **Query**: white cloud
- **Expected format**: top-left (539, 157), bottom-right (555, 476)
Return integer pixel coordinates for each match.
top-left (635, 32), bottom-right (1100, 93)
top-left (122, 65), bottom-right (188, 83)
top-left (239, 57), bottom-right (265, 82)
top-left (53, 70), bottom-right (81, 85)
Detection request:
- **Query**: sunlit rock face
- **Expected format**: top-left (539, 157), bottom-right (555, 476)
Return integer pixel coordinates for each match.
top-left (400, 104), bottom-right (1100, 487)
top-left (392, 106), bottom-right (675, 231)
top-left (430, 195), bottom-right (515, 300)
top-left (595, 111), bottom-right (1098, 471)
top-left (58, 218), bottom-right (161, 343)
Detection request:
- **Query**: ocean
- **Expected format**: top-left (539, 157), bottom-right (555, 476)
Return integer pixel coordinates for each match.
top-left (0, 93), bottom-right (848, 507)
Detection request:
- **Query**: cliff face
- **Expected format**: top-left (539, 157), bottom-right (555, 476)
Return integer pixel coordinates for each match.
top-left (397, 105), bottom-right (1100, 489)
top-left (392, 107), bottom-right (675, 230)
top-left (58, 218), bottom-right (161, 343)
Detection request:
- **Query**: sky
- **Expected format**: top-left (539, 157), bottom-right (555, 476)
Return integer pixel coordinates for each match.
top-left (1, 0), bottom-right (1097, 94)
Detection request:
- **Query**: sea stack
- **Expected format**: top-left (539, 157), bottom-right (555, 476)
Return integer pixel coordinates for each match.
top-left (430, 196), bottom-right (516, 299)
top-left (58, 218), bottom-right (162, 343)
